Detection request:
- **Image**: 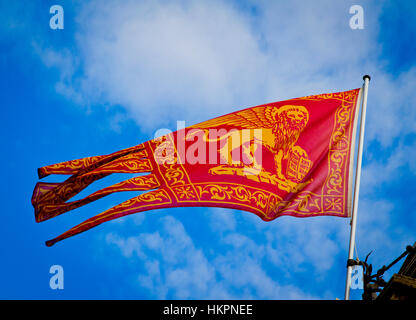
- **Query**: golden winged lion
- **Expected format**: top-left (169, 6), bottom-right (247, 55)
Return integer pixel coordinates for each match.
top-left (191, 105), bottom-right (313, 193)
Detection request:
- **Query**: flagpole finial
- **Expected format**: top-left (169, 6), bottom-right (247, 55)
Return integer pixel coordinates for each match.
top-left (363, 75), bottom-right (371, 81)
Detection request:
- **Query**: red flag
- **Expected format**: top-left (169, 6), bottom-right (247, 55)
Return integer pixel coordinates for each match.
top-left (32, 89), bottom-right (361, 246)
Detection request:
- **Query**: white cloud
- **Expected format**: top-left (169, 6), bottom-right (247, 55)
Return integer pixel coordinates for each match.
top-left (207, 208), bottom-right (237, 233)
top-left (105, 214), bottom-right (321, 299)
top-left (361, 139), bottom-right (416, 194)
top-left (106, 232), bottom-right (145, 258)
top-left (37, 0), bottom-right (416, 148)
top-left (68, 0), bottom-right (272, 130)
top-left (107, 216), bottom-right (219, 299)
top-left (364, 68), bottom-right (416, 146)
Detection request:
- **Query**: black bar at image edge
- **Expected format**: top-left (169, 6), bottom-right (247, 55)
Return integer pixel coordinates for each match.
top-left (0, 300), bottom-right (412, 318)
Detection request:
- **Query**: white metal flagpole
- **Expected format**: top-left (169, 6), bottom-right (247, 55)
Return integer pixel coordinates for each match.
top-left (344, 75), bottom-right (371, 300)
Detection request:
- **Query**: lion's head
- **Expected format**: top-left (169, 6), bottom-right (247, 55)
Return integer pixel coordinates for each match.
top-left (272, 105), bottom-right (309, 153)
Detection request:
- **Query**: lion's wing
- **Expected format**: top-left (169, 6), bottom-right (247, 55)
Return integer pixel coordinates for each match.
top-left (190, 106), bottom-right (276, 129)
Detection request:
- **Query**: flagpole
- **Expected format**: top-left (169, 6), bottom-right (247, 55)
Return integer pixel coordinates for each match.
top-left (344, 75), bottom-right (371, 300)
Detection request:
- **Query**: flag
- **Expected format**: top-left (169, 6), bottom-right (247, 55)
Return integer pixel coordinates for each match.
top-left (32, 88), bottom-right (361, 246)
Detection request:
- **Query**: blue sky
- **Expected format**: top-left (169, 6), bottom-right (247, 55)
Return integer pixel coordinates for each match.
top-left (1, 0), bottom-right (415, 299)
